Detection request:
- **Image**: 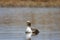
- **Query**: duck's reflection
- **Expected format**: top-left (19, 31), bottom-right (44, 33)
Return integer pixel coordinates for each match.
top-left (25, 21), bottom-right (39, 40)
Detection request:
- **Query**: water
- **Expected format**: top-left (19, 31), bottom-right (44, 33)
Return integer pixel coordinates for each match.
top-left (0, 25), bottom-right (26, 40)
top-left (0, 8), bottom-right (60, 40)
top-left (0, 24), bottom-right (60, 40)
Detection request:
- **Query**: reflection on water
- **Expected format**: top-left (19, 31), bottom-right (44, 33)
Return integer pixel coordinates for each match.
top-left (0, 24), bottom-right (60, 40)
top-left (0, 8), bottom-right (60, 40)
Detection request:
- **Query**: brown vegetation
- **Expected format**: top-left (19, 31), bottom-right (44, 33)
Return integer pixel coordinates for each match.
top-left (0, 0), bottom-right (60, 7)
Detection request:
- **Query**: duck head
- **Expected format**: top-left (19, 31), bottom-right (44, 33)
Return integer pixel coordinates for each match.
top-left (27, 21), bottom-right (31, 27)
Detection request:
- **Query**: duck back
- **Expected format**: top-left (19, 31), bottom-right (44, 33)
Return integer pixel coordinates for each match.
top-left (31, 28), bottom-right (39, 36)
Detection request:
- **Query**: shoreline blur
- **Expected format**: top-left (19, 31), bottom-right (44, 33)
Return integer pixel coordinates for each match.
top-left (0, 0), bottom-right (60, 7)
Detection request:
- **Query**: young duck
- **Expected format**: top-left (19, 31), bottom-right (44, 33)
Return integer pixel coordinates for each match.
top-left (25, 21), bottom-right (39, 40)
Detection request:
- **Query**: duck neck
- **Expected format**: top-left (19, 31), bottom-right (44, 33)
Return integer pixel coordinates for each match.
top-left (28, 25), bottom-right (31, 27)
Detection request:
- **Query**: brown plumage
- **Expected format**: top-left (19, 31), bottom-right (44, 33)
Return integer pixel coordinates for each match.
top-left (31, 28), bottom-right (39, 36)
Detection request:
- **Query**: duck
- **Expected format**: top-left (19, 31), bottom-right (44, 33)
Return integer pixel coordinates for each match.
top-left (25, 21), bottom-right (39, 40)
top-left (25, 21), bottom-right (32, 40)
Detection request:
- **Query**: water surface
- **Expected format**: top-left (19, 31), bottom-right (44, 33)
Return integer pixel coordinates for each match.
top-left (0, 8), bottom-right (60, 40)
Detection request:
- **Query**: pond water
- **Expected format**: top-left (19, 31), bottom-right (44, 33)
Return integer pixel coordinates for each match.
top-left (0, 24), bottom-right (60, 40)
top-left (0, 8), bottom-right (60, 40)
